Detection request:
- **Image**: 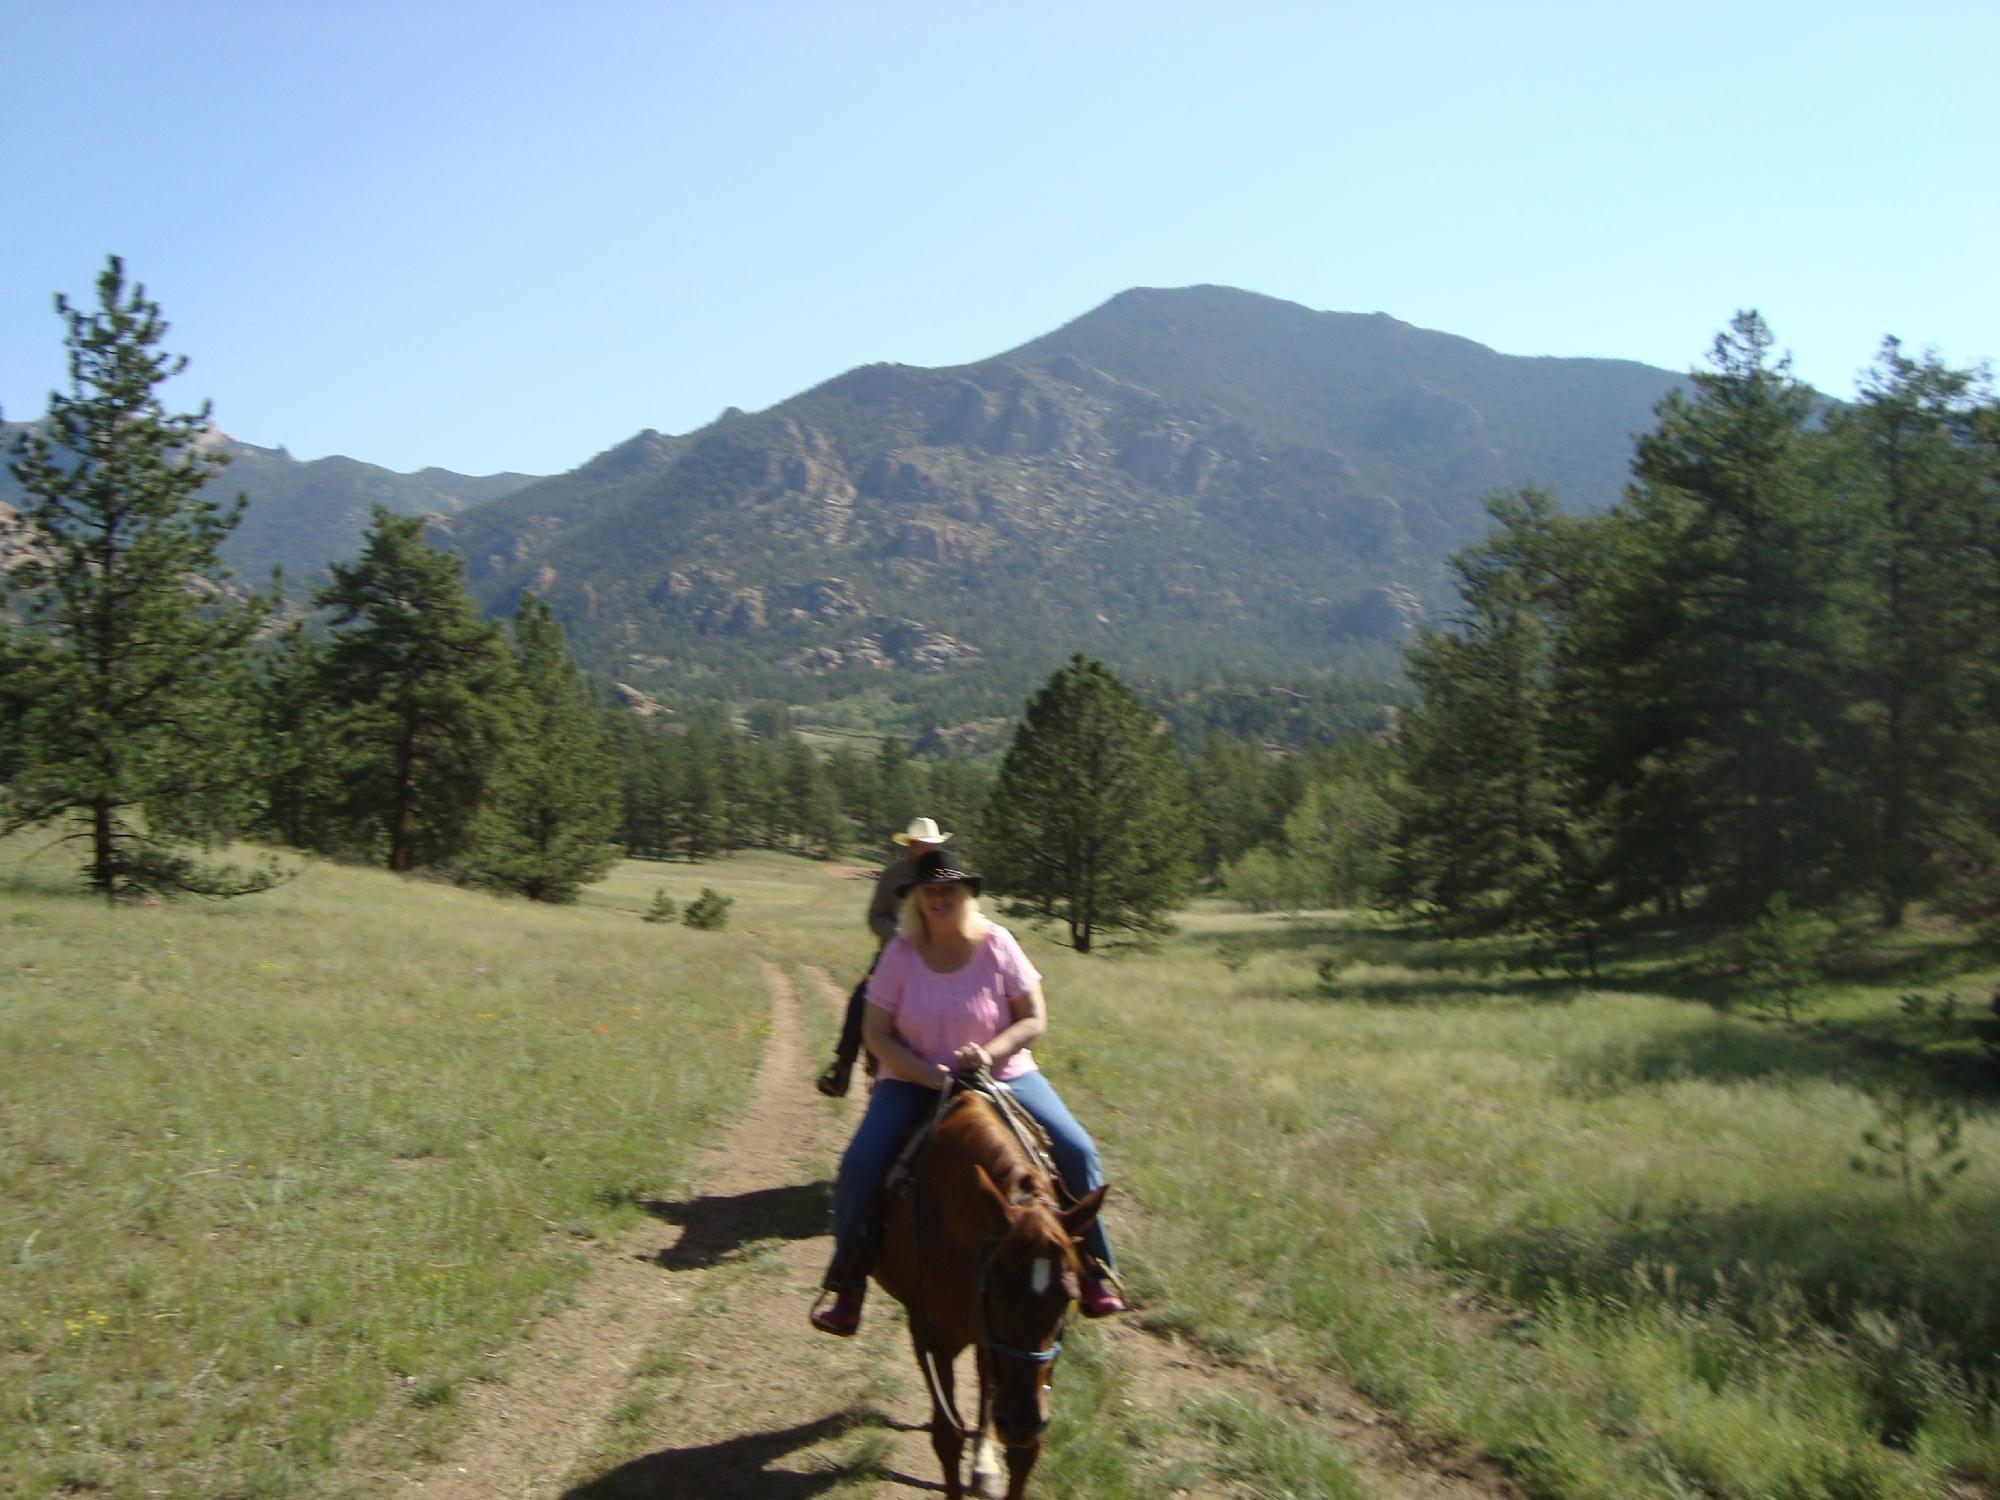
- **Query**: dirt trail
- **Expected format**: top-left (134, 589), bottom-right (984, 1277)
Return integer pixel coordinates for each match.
top-left (392, 956), bottom-right (1515, 1498)
top-left (394, 961), bottom-right (937, 1497)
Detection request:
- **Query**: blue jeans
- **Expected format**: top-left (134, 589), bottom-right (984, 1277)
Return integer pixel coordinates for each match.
top-left (829, 1072), bottom-right (1115, 1274)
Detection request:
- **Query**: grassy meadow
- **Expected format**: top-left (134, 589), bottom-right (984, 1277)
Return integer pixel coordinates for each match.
top-left (6, 832), bottom-right (2000, 1499)
top-left (0, 838), bottom-right (820, 1498)
top-left (1025, 904), bottom-right (2000, 1499)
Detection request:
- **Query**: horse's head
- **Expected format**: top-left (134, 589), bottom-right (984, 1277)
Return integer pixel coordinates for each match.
top-left (972, 1165), bottom-right (1107, 1445)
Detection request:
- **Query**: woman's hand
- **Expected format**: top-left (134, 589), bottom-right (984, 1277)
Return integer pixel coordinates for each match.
top-left (951, 1043), bottom-right (992, 1073)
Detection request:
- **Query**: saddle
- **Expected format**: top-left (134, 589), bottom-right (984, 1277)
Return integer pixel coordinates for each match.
top-left (883, 1068), bottom-right (1066, 1207)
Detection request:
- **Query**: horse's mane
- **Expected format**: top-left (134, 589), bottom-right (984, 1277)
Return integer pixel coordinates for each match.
top-left (935, 1091), bottom-right (1076, 1266)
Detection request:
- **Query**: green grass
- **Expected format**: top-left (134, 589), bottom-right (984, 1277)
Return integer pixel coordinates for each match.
top-left (11, 833), bottom-right (2000, 1498)
top-left (1025, 900), bottom-right (2000, 1499)
top-left (0, 839), bottom-right (774, 1498)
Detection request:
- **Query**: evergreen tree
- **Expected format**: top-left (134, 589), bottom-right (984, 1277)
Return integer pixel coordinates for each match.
top-left (870, 734), bottom-right (915, 837)
top-left (1961, 397), bottom-right (2000, 919)
top-left (1281, 742), bottom-right (1398, 908)
top-left (1388, 490), bottom-right (1583, 923)
top-left (986, 654), bottom-right (1196, 952)
top-left (316, 507), bottom-right (514, 872)
top-left (0, 256), bottom-right (276, 897)
top-left (923, 758), bottom-right (993, 863)
top-left (469, 594), bottom-right (620, 901)
top-left (1828, 343), bottom-right (1998, 922)
top-left (677, 733), bottom-right (724, 860)
top-left (621, 722), bottom-right (679, 858)
top-left (1187, 734), bottom-right (1270, 878)
top-left (252, 621), bottom-right (352, 854)
top-left (741, 734), bottom-right (786, 850)
top-left (783, 736), bottom-right (846, 856)
top-left (1580, 313), bottom-right (1846, 918)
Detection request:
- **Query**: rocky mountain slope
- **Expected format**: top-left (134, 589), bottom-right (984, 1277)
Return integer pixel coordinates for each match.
top-left (443, 286), bottom-right (1680, 709)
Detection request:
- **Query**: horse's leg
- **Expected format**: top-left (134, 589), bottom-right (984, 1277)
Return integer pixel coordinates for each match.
top-left (969, 1350), bottom-right (1004, 1500)
top-left (1002, 1434), bottom-right (1042, 1500)
top-left (916, 1331), bottom-right (966, 1500)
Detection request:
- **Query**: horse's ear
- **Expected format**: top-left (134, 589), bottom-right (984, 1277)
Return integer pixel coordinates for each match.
top-left (972, 1164), bottom-right (1013, 1236)
top-left (1059, 1184), bottom-right (1107, 1241)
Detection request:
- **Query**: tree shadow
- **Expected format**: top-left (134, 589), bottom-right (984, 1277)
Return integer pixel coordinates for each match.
top-left (1441, 1185), bottom-right (2000, 1386)
top-left (1556, 1020), bottom-right (1869, 1095)
top-left (634, 1181), bottom-right (834, 1272)
top-left (1280, 972), bottom-right (1581, 1007)
top-left (561, 1406), bottom-right (941, 1498)
top-left (1557, 1014), bottom-right (2000, 1105)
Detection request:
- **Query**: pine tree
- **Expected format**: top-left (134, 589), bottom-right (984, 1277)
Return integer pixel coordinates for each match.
top-left (316, 507), bottom-right (514, 872)
top-left (252, 621), bottom-right (351, 854)
top-left (676, 733), bottom-right (724, 860)
top-left (469, 594), bottom-right (620, 901)
top-left (1281, 744), bottom-right (1398, 909)
top-left (870, 734), bottom-right (915, 839)
top-left (923, 759), bottom-right (992, 863)
top-left (1187, 734), bottom-right (1270, 879)
top-left (1828, 343), bottom-right (1997, 923)
top-left (1582, 313), bottom-right (1846, 918)
top-left (0, 256), bottom-right (277, 897)
top-left (1388, 490), bottom-right (1584, 924)
top-left (986, 654), bottom-right (1195, 952)
top-left (618, 722), bottom-right (678, 858)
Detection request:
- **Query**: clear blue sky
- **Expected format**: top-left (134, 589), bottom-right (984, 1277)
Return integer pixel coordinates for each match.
top-left (4, 0), bottom-right (1994, 477)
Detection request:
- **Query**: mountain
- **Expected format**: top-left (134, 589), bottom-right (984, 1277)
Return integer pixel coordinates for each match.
top-left (0, 422), bottom-right (539, 590)
top-left (443, 286), bottom-right (1681, 717)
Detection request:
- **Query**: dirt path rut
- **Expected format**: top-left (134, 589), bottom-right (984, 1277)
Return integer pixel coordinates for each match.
top-left (393, 957), bottom-right (1515, 1498)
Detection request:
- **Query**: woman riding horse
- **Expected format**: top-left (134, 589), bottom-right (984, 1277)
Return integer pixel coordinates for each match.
top-left (812, 848), bottom-right (1123, 1334)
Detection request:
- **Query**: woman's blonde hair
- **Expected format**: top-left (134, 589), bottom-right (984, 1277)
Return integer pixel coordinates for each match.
top-left (898, 884), bottom-right (986, 948)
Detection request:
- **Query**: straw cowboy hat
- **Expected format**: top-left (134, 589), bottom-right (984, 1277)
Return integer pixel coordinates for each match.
top-left (891, 816), bottom-right (953, 846)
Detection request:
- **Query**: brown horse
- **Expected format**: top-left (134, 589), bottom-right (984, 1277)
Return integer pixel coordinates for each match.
top-left (872, 1086), bottom-right (1106, 1500)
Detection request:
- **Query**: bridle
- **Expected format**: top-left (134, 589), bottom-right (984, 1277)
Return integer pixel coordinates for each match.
top-left (974, 1195), bottom-right (1070, 1368)
top-left (910, 1128), bottom-right (1072, 1440)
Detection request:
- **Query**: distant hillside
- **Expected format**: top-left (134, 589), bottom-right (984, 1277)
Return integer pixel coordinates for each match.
top-left (5, 287), bottom-right (1686, 735)
top-left (0, 422), bottom-right (539, 591)
top-left (444, 286), bottom-right (1682, 718)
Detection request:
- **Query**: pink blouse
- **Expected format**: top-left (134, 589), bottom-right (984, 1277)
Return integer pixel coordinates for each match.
top-left (865, 924), bottom-right (1043, 1081)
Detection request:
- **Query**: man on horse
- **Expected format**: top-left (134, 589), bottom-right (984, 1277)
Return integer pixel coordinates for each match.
top-left (814, 815), bottom-right (949, 1098)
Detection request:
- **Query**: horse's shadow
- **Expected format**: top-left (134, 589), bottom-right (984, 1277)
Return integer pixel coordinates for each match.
top-left (635, 1181), bottom-right (834, 1272)
top-left (560, 1407), bottom-right (945, 1498)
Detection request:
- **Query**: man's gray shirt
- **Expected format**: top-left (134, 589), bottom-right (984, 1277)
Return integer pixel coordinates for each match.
top-left (868, 853), bottom-right (919, 944)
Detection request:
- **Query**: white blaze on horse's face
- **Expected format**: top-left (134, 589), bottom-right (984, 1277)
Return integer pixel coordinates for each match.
top-left (1031, 1257), bottom-right (1053, 1297)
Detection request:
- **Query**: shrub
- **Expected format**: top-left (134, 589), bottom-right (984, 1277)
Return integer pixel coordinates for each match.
top-left (1739, 891), bottom-right (1816, 1021)
top-left (682, 887), bottom-right (733, 931)
top-left (642, 888), bottom-right (676, 924)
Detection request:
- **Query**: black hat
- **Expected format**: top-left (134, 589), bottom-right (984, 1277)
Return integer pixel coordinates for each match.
top-left (896, 847), bottom-right (983, 897)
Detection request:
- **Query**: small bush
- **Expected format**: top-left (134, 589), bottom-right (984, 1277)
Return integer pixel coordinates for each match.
top-left (1739, 891), bottom-right (1816, 1021)
top-left (682, 887), bottom-right (733, 931)
top-left (1850, 1064), bottom-right (1970, 1212)
top-left (642, 888), bottom-right (677, 924)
